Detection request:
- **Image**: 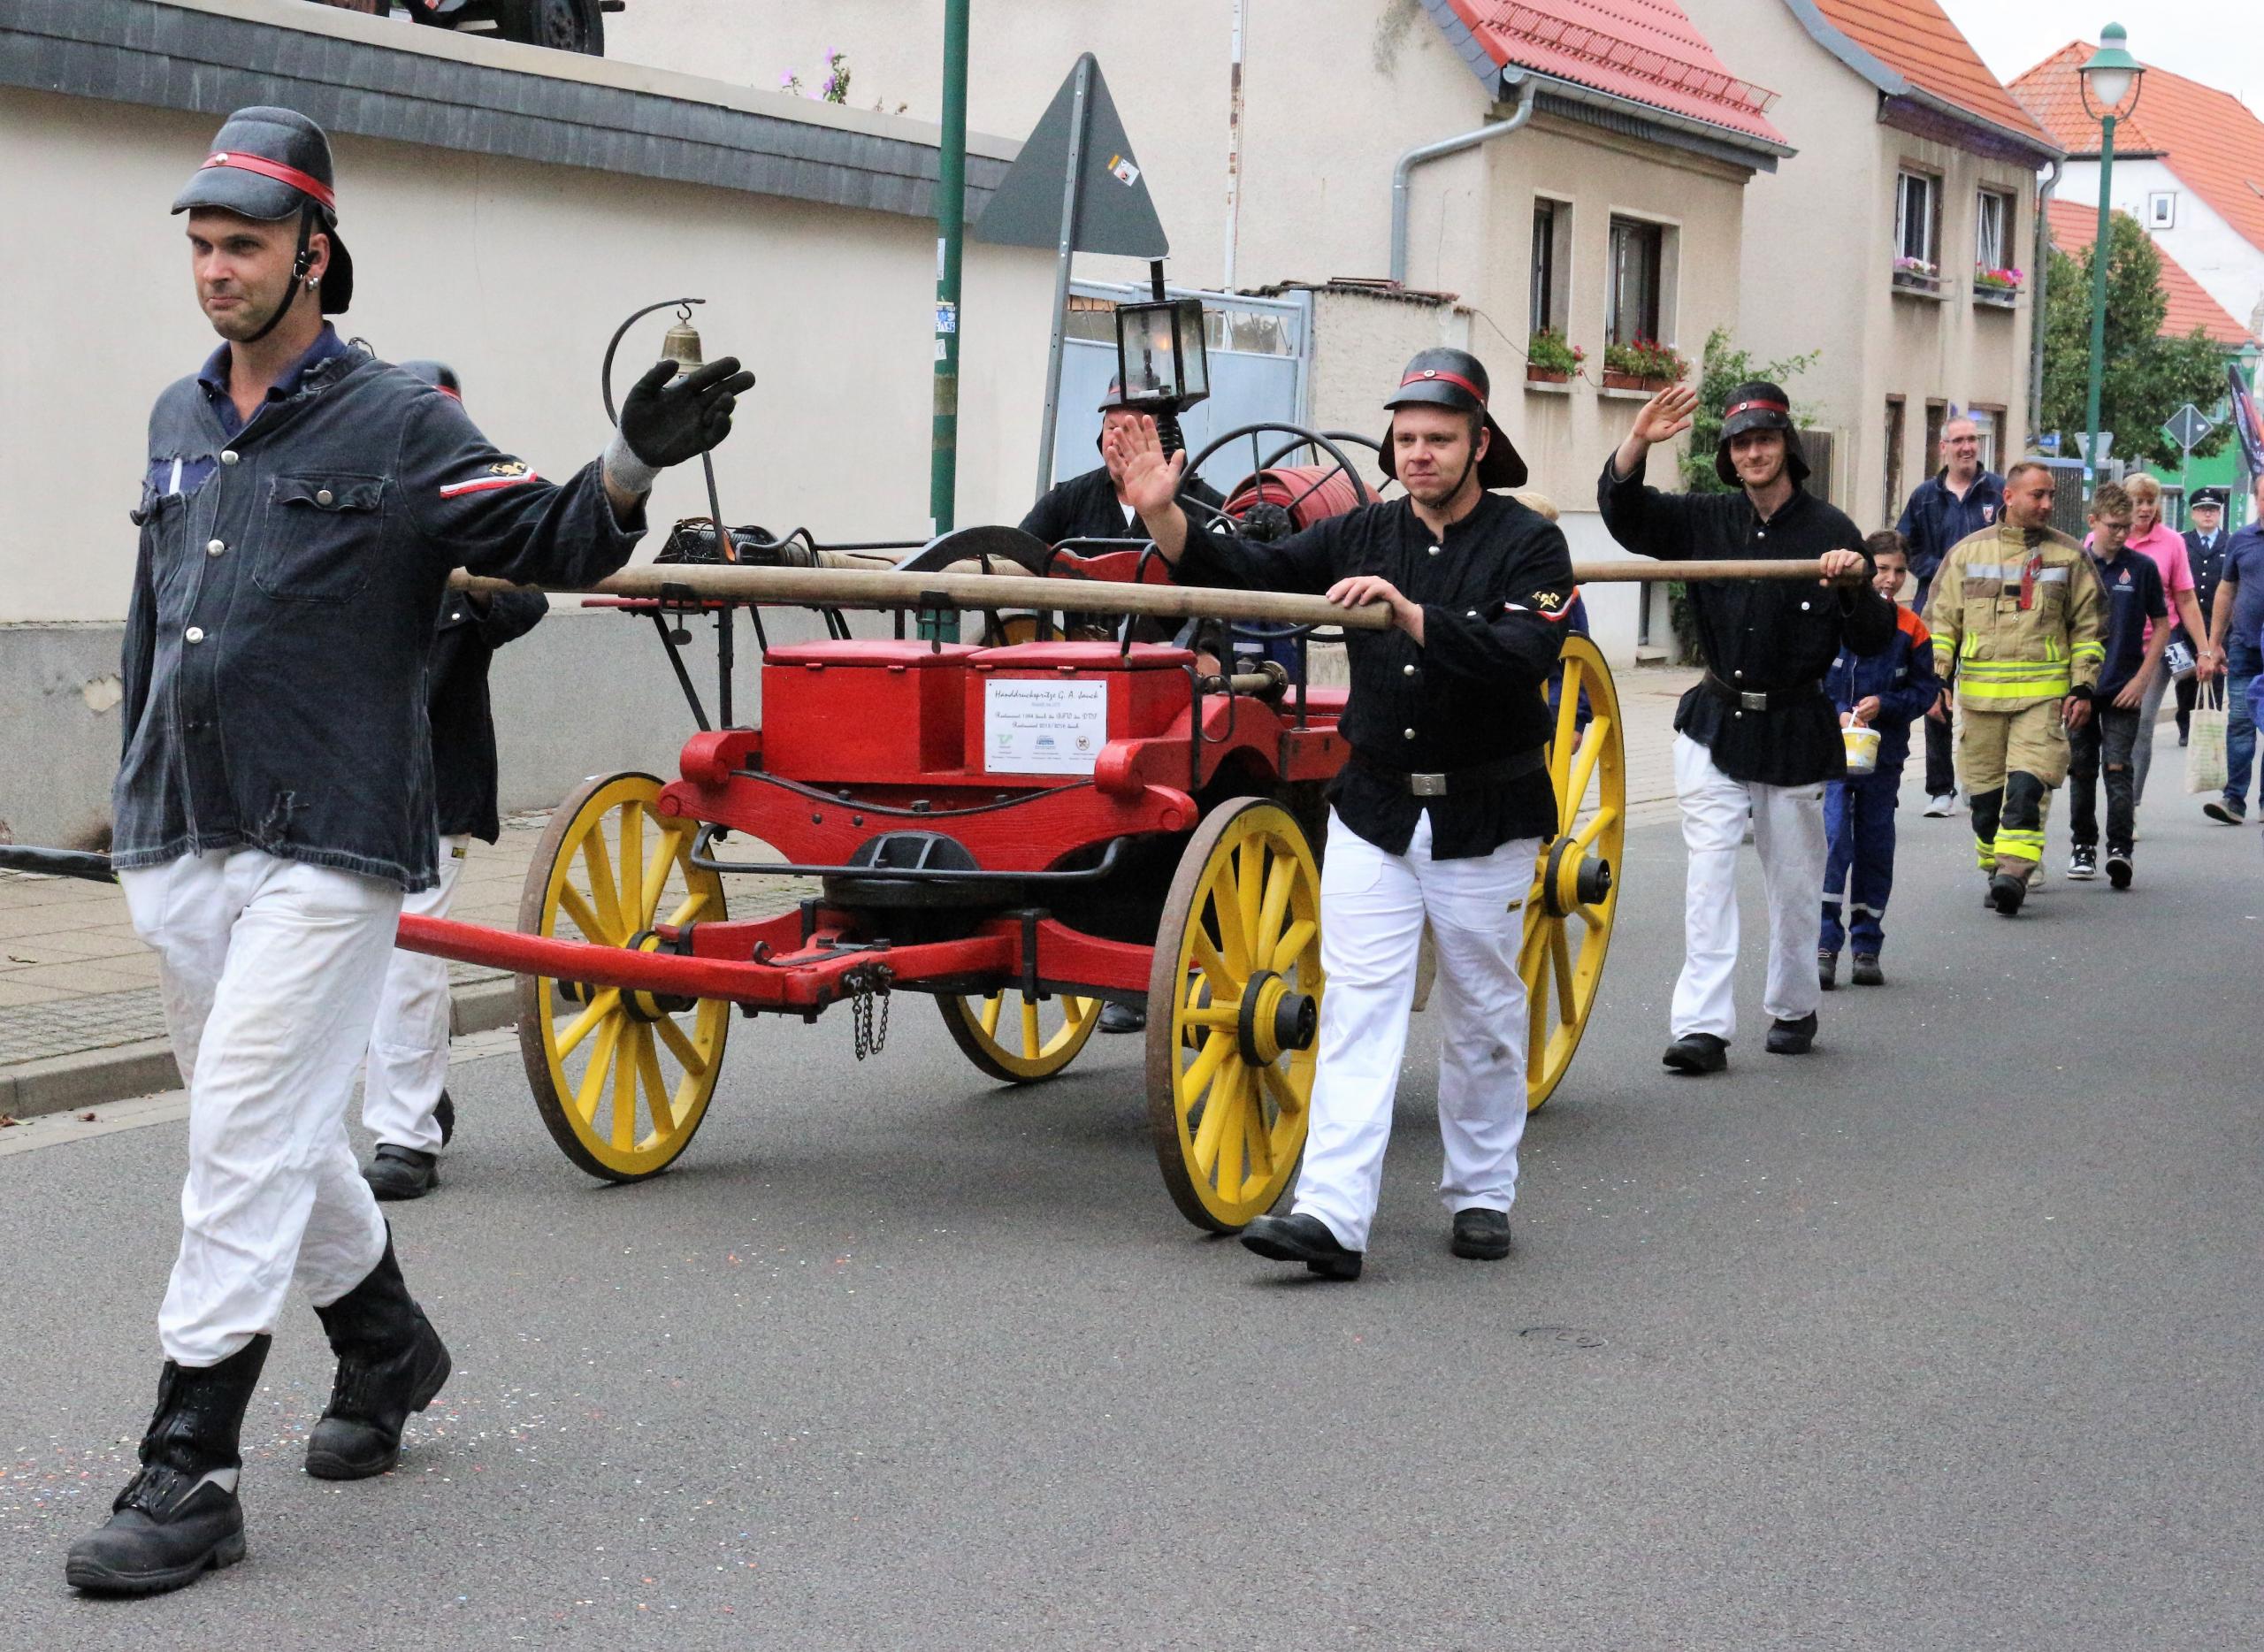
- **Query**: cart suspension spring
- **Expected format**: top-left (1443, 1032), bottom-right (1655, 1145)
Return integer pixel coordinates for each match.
top-left (849, 967), bottom-right (893, 1060)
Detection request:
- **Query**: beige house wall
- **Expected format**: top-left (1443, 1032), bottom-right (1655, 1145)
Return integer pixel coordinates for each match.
top-left (0, 86), bottom-right (1054, 624)
top-left (1678, 0), bottom-right (2038, 532)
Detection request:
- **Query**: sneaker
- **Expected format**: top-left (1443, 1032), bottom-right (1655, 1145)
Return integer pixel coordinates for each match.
top-left (2204, 799), bottom-right (2246, 825)
top-left (2067, 846), bottom-right (2097, 880)
top-left (1817, 949), bottom-right (1840, 991)
top-left (2026, 861), bottom-right (2047, 890)
top-left (1924, 793), bottom-right (1956, 818)
top-left (2106, 848), bottom-right (2133, 890)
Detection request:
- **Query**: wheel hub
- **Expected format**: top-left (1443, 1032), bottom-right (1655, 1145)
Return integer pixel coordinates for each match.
top-left (622, 929), bottom-right (694, 1021)
top-left (1235, 970), bottom-right (1316, 1067)
top-left (1541, 838), bottom-right (1610, 919)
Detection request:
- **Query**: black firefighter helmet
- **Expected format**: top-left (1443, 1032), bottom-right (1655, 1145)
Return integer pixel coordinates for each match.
top-left (1380, 348), bottom-right (1527, 490)
top-left (1714, 379), bottom-right (1809, 486)
top-left (172, 106), bottom-right (354, 329)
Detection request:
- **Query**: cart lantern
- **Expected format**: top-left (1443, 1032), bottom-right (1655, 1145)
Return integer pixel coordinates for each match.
top-left (1114, 297), bottom-right (1211, 410)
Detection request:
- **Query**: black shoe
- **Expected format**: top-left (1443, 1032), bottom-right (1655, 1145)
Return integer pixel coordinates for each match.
top-left (2106, 848), bottom-right (2133, 890)
top-left (1661, 1032), bottom-right (1728, 1075)
top-left (1449, 1208), bottom-right (1511, 1261)
top-left (362, 1144), bottom-right (439, 1202)
top-left (1989, 872), bottom-right (2026, 916)
top-left (1238, 1212), bottom-right (1362, 1280)
top-left (2204, 799), bottom-right (2245, 825)
top-left (1098, 1002), bottom-right (1145, 1035)
top-left (1765, 1013), bottom-right (1817, 1055)
top-left (305, 1233), bottom-right (452, 1480)
top-left (1817, 949), bottom-right (1839, 991)
top-left (2067, 846), bottom-right (2097, 881)
top-left (1851, 954), bottom-right (1884, 987)
top-left (65, 1335), bottom-right (271, 1596)
top-left (433, 1090), bottom-right (455, 1147)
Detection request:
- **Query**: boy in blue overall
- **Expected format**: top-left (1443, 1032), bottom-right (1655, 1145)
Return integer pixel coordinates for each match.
top-left (1819, 532), bottom-right (1938, 987)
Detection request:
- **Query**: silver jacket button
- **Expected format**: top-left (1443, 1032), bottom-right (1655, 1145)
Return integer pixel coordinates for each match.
top-left (1428, 544), bottom-right (1442, 555)
top-left (184, 626), bottom-right (205, 644)
top-left (1402, 663), bottom-right (1416, 677)
top-left (219, 450), bottom-right (239, 466)
top-left (316, 488), bottom-right (335, 506)
top-left (205, 539), bottom-right (226, 557)
top-left (1403, 727), bottom-right (1417, 739)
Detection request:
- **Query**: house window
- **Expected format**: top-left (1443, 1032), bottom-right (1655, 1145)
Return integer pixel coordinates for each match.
top-left (1607, 216), bottom-right (1664, 347)
top-left (1924, 401), bottom-right (1947, 477)
top-left (2147, 190), bottom-right (2177, 229)
top-left (1884, 397), bottom-right (1907, 525)
top-left (1529, 198), bottom-right (1571, 335)
top-left (1894, 170), bottom-right (1940, 287)
top-left (1975, 189), bottom-right (2013, 272)
top-left (1968, 406), bottom-right (2002, 473)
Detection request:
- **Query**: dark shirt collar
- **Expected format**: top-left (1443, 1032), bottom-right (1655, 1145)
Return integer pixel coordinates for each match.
top-left (1929, 467), bottom-right (2000, 500)
top-left (196, 324), bottom-right (351, 429)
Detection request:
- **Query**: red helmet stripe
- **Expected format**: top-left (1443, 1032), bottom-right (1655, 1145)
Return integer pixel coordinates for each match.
top-left (1399, 367), bottom-right (1487, 405)
top-left (1724, 397), bottom-right (1789, 419)
top-left (200, 150), bottom-right (335, 213)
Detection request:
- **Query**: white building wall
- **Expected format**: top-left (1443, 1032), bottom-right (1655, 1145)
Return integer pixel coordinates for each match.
top-left (2054, 156), bottom-right (2264, 340)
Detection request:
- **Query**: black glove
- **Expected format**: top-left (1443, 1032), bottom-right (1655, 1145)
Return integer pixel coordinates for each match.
top-left (618, 356), bottom-right (757, 468)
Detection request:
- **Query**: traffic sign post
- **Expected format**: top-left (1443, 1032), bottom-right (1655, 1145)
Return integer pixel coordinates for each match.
top-left (2162, 402), bottom-right (2214, 519)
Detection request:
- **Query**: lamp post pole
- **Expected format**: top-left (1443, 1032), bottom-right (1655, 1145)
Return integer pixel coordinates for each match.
top-left (2082, 111), bottom-right (2116, 501)
top-left (931, 0), bottom-right (969, 538)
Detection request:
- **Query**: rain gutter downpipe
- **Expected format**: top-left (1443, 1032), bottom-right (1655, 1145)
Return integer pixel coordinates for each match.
top-left (2028, 156), bottom-right (2062, 447)
top-left (1390, 71), bottom-right (1541, 287)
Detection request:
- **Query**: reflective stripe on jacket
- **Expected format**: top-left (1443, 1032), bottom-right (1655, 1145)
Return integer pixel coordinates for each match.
top-left (1923, 522), bottom-right (2107, 710)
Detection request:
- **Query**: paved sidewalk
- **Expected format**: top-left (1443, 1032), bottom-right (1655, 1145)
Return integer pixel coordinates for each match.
top-left (0, 664), bottom-right (1703, 1120)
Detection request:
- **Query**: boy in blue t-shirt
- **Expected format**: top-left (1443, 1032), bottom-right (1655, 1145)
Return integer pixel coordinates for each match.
top-left (2068, 483), bottom-right (2168, 888)
top-left (1819, 532), bottom-right (1939, 988)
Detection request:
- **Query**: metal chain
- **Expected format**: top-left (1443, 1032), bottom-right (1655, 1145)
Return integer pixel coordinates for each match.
top-left (850, 968), bottom-right (893, 1060)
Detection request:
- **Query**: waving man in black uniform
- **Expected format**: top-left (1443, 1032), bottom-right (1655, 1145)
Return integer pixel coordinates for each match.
top-left (1600, 381), bottom-right (1892, 1075)
top-left (1110, 349), bottom-right (1574, 1280)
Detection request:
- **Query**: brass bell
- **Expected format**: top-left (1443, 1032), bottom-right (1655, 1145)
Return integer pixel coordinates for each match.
top-left (659, 315), bottom-right (705, 375)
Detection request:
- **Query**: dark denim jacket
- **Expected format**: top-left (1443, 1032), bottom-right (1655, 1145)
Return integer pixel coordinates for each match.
top-left (117, 348), bottom-right (643, 890)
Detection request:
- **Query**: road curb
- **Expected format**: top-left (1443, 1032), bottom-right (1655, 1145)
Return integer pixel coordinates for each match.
top-left (0, 975), bottom-right (521, 1122)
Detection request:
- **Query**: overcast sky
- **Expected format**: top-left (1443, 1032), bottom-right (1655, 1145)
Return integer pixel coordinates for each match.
top-left (1937, 0), bottom-right (2263, 119)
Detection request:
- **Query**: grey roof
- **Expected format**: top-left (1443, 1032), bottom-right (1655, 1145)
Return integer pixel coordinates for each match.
top-left (0, 0), bottom-right (1016, 219)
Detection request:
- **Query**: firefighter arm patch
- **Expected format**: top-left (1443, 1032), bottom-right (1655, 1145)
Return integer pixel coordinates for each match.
top-left (1520, 585), bottom-right (1579, 623)
top-left (438, 459), bottom-right (540, 500)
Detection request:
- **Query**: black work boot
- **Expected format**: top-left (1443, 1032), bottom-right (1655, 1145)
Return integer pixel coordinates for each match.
top-left (1764, 1013), bottom-right (1817, 1055)
top-left (362, 1143), bottom-right (439, 1201)
top-left (1449, 1208), bottom-right (1511, 1261)
top-left (1817, 949), bottom-right (1840, 990)
top-left (65, 1335), bottom-right (272, 1595)
top-left (1989, 871), bottom-right (2027, 916)
top-left (305, 1234), bottom-right (452, 1480)
top-left (1239, 1212), bottom-right (1363, 1280)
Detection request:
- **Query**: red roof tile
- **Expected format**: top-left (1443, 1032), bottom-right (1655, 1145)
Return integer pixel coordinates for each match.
top-left (1443, 0), bottom-right (1787, 147)
top-left (2015, 45), bottom-right (2264, 262)
top-left (1809, 0), bottom-right (2050, 145)
top-left (2045, 199), bottom-right (2250, 348)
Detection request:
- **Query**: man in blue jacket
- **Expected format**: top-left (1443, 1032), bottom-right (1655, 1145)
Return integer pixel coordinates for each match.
top-left (67, 107), bottom-right (751, 1597)
top-left (1819, 533), bottom-right (1939, 987)
top-left (1895, 416), bottom-right (2003, 816)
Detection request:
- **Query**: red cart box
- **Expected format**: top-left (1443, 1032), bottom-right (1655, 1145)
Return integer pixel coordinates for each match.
top-left (761, 640), bottom-right (979, 781)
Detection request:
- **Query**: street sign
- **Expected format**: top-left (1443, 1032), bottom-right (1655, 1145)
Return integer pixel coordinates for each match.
top-left (2037, 431), bottom-right (2061, 454)
top-left (2163, 402), bottom-right (2214, 452)
top-left (2074, 431), bottom-right (2115, 461)
top-left (974, 57), bottom-right (1166, 257)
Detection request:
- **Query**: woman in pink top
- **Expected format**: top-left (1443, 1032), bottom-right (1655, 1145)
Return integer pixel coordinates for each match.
top-left (2118, 476), bottom-right (2210, 806)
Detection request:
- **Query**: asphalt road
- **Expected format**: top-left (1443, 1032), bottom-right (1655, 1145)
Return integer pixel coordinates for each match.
top-left (4, 786), bottom-right (2261, 1650)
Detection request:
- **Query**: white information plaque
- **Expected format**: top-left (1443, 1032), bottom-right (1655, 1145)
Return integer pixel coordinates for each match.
top-left (983, 678), bottom-right (1110, 776)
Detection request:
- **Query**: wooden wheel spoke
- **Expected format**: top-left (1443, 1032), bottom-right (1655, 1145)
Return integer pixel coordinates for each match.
top-left (1255, 856), bottom-right (1294, 963)
top-left (1236, 845), bottom-right (1266, 967)
top-left (575, 1018), bottom-right (625, 1124)
top-left (1572, 804), bottom-right (1620, 853)
top-left (616, 802), bottom-right (646, 936)
top-left (979, 994), bottom-right (1004, 1037)
top-left (1241, 1089), bottom-right (1273, 1179)
top-left (577, 833), bottom-right (623, 938)
top-left (632, 1023), bottom-right (677, 1136)
top-left (1549, 923), bottom-right (1577, 1026)
top-left (1551, 657), bottom-right (1583, 792)
top-left (1189, 929), bottom-right (1232, 990)
top-left (1180, 1029), bottom-right (1233, 1109)
top-left (1526, 958), bottom-right (1550, 1065)
top-left (664, 889), bottom-right (710, 929)
top-left (1021, 996), bottom-right (1043, 1060)
top-left (556, 989), bottom-right (623, 1058)
top-left (1192, 1064), bottom-right (1242, 1177)
top-left (1208, 865), bottom-right (1253, 975)
top-left (1578, 902), bottom-right (1605, 931)
top-left (558, 883), bottom-right (612, 947)
top-left (1270, 918), bottom-right (1316, 973)
top-left (654, 1011), bottom-right (709, 1078)
top-left (610, 1029), bottom-right (640, 1150)
top-left (1258, 1063), bottom-right (1304, 1118)
top-left (639, 826), bottom-right (684, 928)
top-left (1564, 715), bottom-right (1611, 815)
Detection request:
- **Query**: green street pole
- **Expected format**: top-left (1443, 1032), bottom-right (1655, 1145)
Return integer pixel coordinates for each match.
top-left (927, 0), bottom-right (969, 641)
top-left (2082, 111), bottom-right (2115, 501)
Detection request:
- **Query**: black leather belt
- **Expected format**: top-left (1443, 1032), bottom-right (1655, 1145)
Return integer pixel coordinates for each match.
top-left (1349, 747), bottom-right (1545, 798)
top-left (1702, 670), bottom-right (1805, 713)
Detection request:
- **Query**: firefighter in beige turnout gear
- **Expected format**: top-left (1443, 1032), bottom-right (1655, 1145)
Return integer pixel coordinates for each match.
top-left (1924, 461), bottom-right (2107, 914)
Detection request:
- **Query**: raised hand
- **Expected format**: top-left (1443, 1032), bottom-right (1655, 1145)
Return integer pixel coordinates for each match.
top-left (1630, 384), bottom-right (1699, 447)
top-left (619, 356), bottom-right (758, 468)
top-left (1104, 415), bottom-right (1187, 519)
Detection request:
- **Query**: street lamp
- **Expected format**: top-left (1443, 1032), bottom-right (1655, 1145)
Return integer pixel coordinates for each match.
top-left (2079, 22), bottom-right (2145, 499)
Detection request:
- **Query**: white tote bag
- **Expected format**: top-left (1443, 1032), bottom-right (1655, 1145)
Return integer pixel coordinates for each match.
top-left (2186, 680), bottom-right (2229, 795)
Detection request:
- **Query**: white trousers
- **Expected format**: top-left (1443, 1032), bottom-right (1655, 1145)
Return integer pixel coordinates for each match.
top-left (1290, 810), bottom-right (1539, 1253)
top-left (1671, 733), bottom-right (1827, 1043)
top-left (121, 849), bottom-right (400, 1367)
top-left (362, 834), bottom-right (470, 1153)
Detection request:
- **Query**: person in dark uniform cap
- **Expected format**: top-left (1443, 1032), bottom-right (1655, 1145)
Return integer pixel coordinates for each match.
top-left (1600, 381), bottom-right (1891, 1073)
top-left (356, 362), bottom-right (549, 1201)
top-left (1112, 348), bottom-right (1576, 1279)
top-left (2176, 486), bottom-right (2233, 743)
top-left (67, 105), bottom-right (751, 1596)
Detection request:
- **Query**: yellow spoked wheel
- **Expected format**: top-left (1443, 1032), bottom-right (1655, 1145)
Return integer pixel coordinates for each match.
top-left (1522, 634), bottom-right (1625, 1111)
top-left (517, 772), bottom-right (731, 1182)
top-left (1144, 799), bottom-right (1323, 1232)
top-left (938, 990), bottom-right (1102, 1082)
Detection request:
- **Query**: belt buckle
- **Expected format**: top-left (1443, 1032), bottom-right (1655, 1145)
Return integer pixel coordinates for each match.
top-left (1409, 772), bottom-right (1448, 798)
top-left (1740, 690), bottom-right (1768, 711)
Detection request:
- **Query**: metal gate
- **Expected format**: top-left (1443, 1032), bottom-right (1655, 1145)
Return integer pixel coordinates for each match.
top-left (1048, 283), bottom-right (1312, 487)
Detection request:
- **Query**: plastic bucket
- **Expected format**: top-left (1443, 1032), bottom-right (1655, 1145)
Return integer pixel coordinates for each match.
top-left (1841, 724), bottom-right (1880, 776)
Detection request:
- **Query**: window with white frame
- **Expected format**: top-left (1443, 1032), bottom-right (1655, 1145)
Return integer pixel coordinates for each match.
top-left (1895, 170), bottom-right (1939, 280)
top-left (1975, 189), bottom-right (2013, 272)
top-left (1529, 198), bottom-right (1572, 336)
top-left (1607, 215), bottom-right (1664, 346)
top-left (1968, 407), bottom-right (2001, 473)
top-left (2148, 190), bottom-right (2177, 228)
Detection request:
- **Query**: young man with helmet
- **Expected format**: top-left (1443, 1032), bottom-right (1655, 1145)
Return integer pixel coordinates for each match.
top-left (66, 106), bottom-right (752, 1596)
top-left (1111, 348), bottom-right (1575, 1280)
top-left (1600, 382), bottom-right (1890, 1074)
